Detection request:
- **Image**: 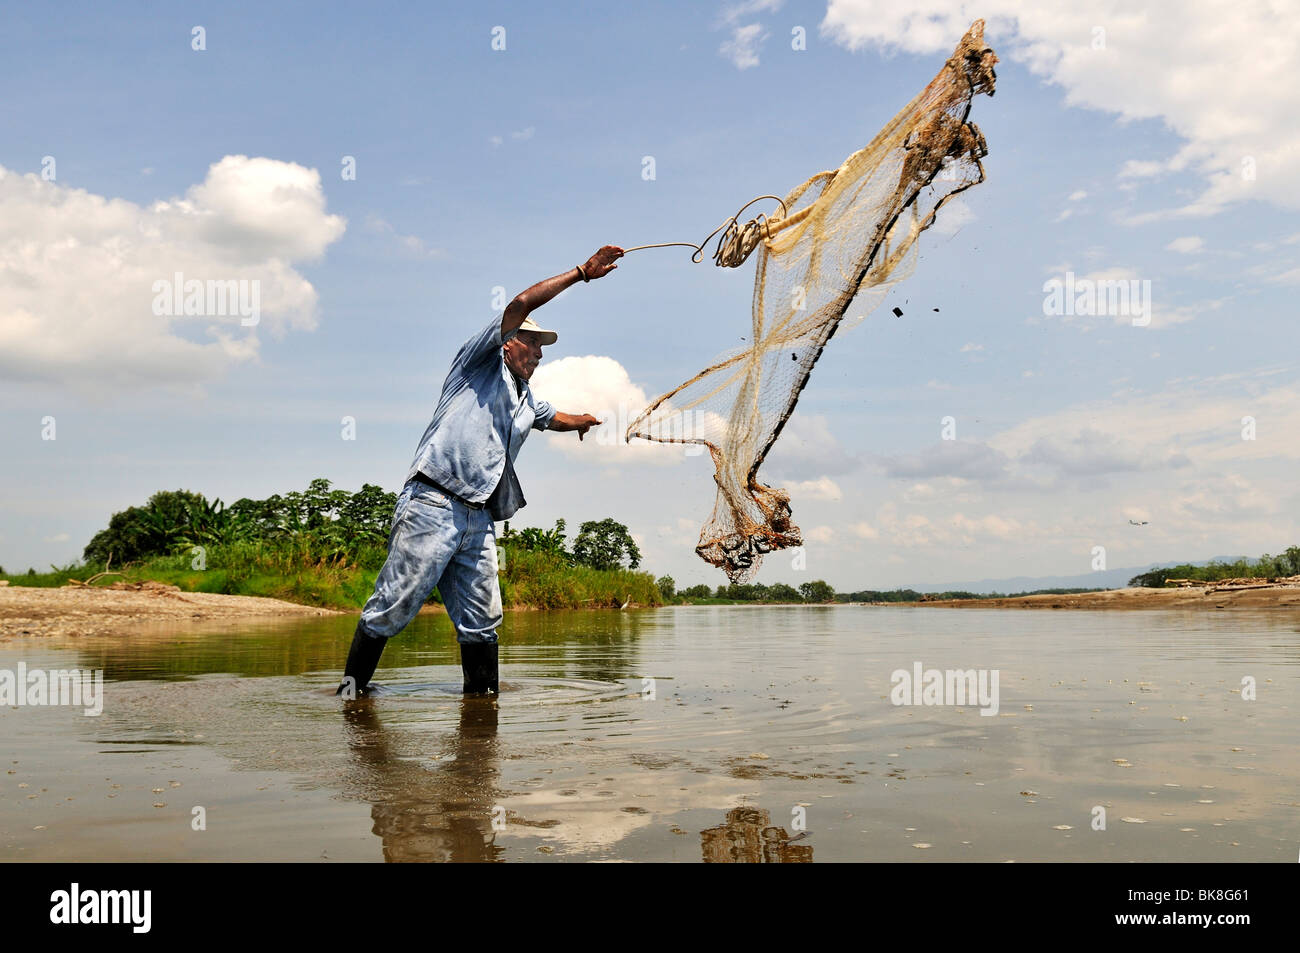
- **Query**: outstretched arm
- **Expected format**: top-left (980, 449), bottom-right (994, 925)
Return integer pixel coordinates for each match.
top-left (501, 245), bottom-right (624, 337)
top-left (549, 412), bottom-right (603, 441)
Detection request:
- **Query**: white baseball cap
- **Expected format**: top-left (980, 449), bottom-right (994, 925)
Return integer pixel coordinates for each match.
top-left (516, 315), bottom-right (558, 345)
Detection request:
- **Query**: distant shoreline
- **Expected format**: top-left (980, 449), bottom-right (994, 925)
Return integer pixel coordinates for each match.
top-left (8, 578), bottom-right (1300, 640)
top-left (904, 584), bottom-right (1300, 610)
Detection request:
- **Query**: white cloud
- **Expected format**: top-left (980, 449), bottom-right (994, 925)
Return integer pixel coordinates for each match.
top-left (719, 0), bottom-right (783, 25)
top-left (1170, 473), bottom-right (1275, 520)
top-left (849, 520), bottom-right (879, 539)
top-left (1166, 236), bottom-right (1204, 254)
top-left (0, 156), bottom-right (345, 388)
top-left (365, 215), bottom-right (443, 259)
top-left (716, 1), bottom-right (783, 70)
top-left (43, 533), bottom-right (70, 543)
top-left (1267, 267), bottom-right (1300, 285)
top-left (720, 23), bottom-right (768, 69)
top-left (989, 372), bottom-right (1300, 471)
top-left (931, 197), bottom-right (974, 236)
top-left (821, 1), bottom-right (1300, 217)
top-left (806, 525), bottom-right (836, 543)
top-left (785, 476), bottom-right (842, 501)
top-left (531, 355), bottom-right (690, 465)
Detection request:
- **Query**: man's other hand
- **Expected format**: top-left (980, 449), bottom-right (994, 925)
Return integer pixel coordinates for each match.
top-left (549, 412), bottom-right (604, 440)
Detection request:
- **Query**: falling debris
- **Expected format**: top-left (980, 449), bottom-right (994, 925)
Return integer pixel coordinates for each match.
top-left (892, 306), bottom-right (905, 317)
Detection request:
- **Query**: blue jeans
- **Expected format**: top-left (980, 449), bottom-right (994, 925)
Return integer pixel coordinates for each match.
top-left (359, 479), bottom-right (502, 645)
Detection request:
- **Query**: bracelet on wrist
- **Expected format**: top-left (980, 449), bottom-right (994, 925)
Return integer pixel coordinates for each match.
top-left (575, 264), bottom-right (589, 282)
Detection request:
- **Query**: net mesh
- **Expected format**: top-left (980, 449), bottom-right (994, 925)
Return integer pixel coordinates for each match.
top-left (627, 21), bottom-right (998, 582)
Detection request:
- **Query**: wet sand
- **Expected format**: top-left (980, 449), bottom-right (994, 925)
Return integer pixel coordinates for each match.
top-left (913, 583), bottom-right (1300, 610)
top-left (0, 583), bottom-right (338, 639)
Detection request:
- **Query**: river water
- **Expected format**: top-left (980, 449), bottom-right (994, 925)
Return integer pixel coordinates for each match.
top-left (2, 606), bottom-right (1296, 862)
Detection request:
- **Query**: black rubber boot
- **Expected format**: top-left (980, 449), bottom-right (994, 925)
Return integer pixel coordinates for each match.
top-left (460, 641), bottom-right (499, 695)
top-left (337, 621), bottom-right (387, 698)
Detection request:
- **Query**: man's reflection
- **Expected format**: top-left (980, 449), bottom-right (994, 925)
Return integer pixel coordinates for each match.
top-left (342, 697), bottom-right (504, 862)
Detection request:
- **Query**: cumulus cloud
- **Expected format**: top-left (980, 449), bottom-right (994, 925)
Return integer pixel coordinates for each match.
top-left (806, 525), bottom-right (836, 543)
top-left (1022, 427), bottom-right (1190, 476)
top-left (531, 355), bottom-right (701, 465)
top-left (865, 504), bottom-right (1034, 549)
top-left (821, 0), bottom-right (1300, 217)
top-left (0, 156), bottom-right (345, 388)
top-left (784, 476), bottom-right (843, 500)
top-left (1170, 472), bottom-right (1274, 520)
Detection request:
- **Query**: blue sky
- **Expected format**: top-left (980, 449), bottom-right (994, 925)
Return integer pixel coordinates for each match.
top-left (3, 1), bottom-right (1299, 590)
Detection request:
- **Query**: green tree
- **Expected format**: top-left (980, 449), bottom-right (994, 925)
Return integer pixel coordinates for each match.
top-left (798, 579), bottom-right (836, 603)
top-left (571, 518), bottom-right (641, 571)
top-left (1283, 546), bottom-right (1300, 576)
top-left (767, 582), bottom-right (801, 602)
top-left (83, 489), bottom-right (208, 564)
top-left (500, 519), bottom-right (569, 558)
top-left (656, 575), bottom-right (676, 600)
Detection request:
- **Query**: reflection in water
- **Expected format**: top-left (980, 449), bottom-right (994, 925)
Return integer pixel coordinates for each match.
top-left (3, 606), bottom-right (1298, 861)
top-left (343, 698), bottom-right (504, 863)
top-left (701, 807), bottom-right (813, 863)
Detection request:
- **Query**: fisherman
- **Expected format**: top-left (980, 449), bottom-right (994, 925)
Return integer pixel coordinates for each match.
top-left (338, 245), bottom-right (624, 697)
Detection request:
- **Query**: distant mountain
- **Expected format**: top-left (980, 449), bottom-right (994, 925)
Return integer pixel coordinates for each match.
top-left (906, 556), bottom-right (1254, 595)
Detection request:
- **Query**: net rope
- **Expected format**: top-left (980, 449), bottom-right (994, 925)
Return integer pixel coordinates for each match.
top-left (625, 20), bottom-right (998, 582)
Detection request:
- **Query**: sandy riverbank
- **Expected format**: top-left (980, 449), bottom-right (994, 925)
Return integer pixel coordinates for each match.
top-left (0, 582), bottom-right (340, 639)
top-left (912, 583), bottom-right (1300, 610)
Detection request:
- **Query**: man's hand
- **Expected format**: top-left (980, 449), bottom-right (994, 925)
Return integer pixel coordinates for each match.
top-left (551, 412), bottom-right (603, 440)
top-left (504, 245), bottom-right (625, 337)
top-left (582, 245), bottom-right (624, 280)
top-left (573, 414), bottom-right (601, 441)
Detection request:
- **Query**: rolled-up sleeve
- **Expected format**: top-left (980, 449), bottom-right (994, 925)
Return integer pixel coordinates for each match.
top-left (532, 398), bottom-right (557, 431)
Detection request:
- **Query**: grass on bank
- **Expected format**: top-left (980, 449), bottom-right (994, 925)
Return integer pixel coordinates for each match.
top-left (0, 539), bottom-right (662, 611)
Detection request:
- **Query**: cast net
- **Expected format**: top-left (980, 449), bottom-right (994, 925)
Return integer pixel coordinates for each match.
top-left (626, 21), bottom-right (997, 582)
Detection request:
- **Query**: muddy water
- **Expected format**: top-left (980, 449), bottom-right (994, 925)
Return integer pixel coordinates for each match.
top-left (2, 606), bottom-right (1297, 862)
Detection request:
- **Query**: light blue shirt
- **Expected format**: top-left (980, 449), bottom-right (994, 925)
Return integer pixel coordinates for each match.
top-left (405, 316), bottom-right (556, 521)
